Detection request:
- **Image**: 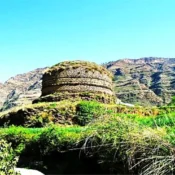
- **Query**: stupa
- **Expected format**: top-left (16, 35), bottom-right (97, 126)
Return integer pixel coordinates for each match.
top-left (34, 60), bottom-right (116, 104)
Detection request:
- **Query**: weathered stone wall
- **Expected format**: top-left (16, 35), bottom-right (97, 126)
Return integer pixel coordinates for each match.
top-left (37, 61), bottom-right (116, 104)
top-left (42, 67), bottom-right (113, 96)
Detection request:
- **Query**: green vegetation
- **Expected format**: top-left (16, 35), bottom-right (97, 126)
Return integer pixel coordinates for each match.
top-left (169, 96), bottom-right (175, 106)
top-left (0, 100), bottom-right (175, 174)
top-left (74, 101), bottom-right (103, 125)
top-left (0, 100), bottom-right (164, 127)
top-left (0, 140), bottom-right (20, 175)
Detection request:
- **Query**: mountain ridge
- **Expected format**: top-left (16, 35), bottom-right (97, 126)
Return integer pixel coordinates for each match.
top-left (106, 57), bottom-right (175, 106)
top-left (0, 68), bottom-right (47, 111)
top-left (0, 57), bottom-right (175, 111)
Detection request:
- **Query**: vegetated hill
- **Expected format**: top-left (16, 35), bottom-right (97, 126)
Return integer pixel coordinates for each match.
top-left (0, 59), bottom-right (175, 174)
top-left (0, 57), bottom-right (175, 111)
top-left (105, 57), bottom-right (175, 106)
top-left (1, 101), bottom-right (175, 174)
top-left (0, 68), bottom-right (47, 111)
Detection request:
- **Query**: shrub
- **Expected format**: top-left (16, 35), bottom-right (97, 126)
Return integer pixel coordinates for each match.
top-left (74, 101), bottom-right (104, 126)
top-left (25, 112), bottom-right (54, 127)
top-left (82, 116), bottom-right (175, 175)
top-left (0, 139), bottom-right (20, 175)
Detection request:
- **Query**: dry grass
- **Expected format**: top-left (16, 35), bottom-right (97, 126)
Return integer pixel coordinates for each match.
top-left (46, 60), bottom-right (113, 78)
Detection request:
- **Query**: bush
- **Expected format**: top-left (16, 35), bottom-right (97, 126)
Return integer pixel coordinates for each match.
top-left (0, 139), bottom-right (20, 175)
top-left (74, 101), bottom-right (104, 126)
top-left (1, 115), bottom-right (175, 174)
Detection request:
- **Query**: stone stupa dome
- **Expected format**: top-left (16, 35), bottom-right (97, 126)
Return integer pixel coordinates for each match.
top-left (34, 60), bottom-right (116, 104)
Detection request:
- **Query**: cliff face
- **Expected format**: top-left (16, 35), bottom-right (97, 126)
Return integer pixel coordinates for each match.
top-left (106, 57), bottom-right (175, 106)
top-left (0, 57), bottom-right (175, 111)
top-left (0, 68), bottom-right (46, 111)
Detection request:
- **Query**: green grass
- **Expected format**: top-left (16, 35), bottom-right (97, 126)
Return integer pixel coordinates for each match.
top-left (1, 111), bottom-right (175, 174)
top-left (0, 101), bottom-right (175, 174)
top-left (0, 100), bottom-right (164, 127)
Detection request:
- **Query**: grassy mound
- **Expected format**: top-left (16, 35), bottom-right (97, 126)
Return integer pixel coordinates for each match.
top-left (0, 100), bottom-right (165, 127)
top-left (0, 101), bottom-right (175, 174)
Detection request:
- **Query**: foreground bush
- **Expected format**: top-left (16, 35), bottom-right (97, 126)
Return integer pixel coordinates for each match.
top-left (0, 101), bottom-right (175, 174)
top-left (1, 113), bottom-right (175, 174)
top-left (85, 116), bottom-right (175, 175)
top-left (0, 139), bottom-right (20, 175)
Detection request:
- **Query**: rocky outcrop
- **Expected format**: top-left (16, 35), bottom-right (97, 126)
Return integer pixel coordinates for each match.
top-left (106, 57), bottom-right (175, 106)
top-left (34, 61), bottom-right (116, 104)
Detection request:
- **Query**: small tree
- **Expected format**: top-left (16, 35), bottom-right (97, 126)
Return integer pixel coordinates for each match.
top-left (0, 139), bottom-right (20, 175)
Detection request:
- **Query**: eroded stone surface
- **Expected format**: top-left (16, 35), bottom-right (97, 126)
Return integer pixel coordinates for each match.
top-left (38, 61), bottom-right (116, 104)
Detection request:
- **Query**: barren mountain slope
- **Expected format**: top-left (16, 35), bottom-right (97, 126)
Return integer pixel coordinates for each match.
top-left (106, 57), bottom-right (175, 106)
top-left (0, 57), bottom-right (175, 111)
top-left (0, 68), bottom-right (47, 111)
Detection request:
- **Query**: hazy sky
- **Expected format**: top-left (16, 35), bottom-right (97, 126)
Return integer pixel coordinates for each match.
top-left (0, 0), bottom-right (175, 82)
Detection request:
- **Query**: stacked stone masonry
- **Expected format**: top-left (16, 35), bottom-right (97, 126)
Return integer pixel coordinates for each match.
top-left (36, 61), bottom-right (116, 104)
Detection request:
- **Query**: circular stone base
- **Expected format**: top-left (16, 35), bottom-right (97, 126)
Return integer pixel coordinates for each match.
top-left (33, 92), bottom-right (116, 104)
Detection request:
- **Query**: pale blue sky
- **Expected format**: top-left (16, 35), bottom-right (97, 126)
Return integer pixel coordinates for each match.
top-left (0, 0), bottom-right (175, 82)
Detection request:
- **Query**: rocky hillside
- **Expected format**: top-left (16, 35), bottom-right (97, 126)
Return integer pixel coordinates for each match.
top-left (0, 57), bottom-right (175, 111)
top-left (106, 57), bottom-right (175, 106)
top-left (0, 68), bottom-right (47, 111)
